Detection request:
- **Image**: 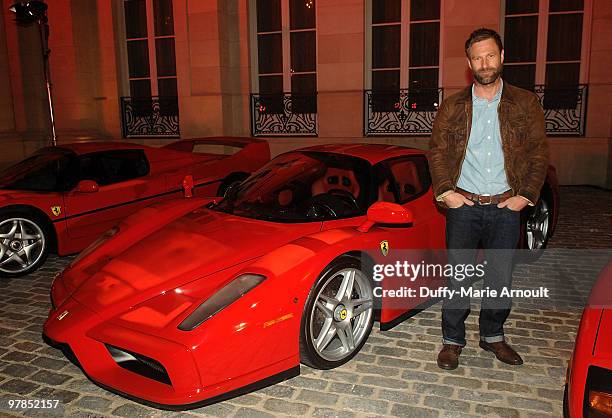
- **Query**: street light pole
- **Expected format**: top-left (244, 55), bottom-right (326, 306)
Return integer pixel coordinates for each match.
top-left (9, 1), bottom-right (57, 146)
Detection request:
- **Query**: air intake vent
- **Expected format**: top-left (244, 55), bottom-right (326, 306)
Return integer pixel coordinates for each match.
top-left (106, 344), bottom-right (171, 386)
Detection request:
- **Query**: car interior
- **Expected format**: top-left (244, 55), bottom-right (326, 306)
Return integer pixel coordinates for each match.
top-left (377, 159), bottom-right (424, 204)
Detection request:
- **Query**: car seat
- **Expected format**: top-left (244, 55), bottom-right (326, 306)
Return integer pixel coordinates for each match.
top-left (311, 167), bottom-right (360, 199)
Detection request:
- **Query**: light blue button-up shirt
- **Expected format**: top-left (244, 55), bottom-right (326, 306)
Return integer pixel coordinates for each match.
top-left (456, 80), bottom-right (510, 195)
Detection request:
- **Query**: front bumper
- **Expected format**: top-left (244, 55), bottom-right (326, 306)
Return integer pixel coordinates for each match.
top-left (44, 297), bottom-right (202, 406)
top-left (43, 296), bottom-right (299, 409)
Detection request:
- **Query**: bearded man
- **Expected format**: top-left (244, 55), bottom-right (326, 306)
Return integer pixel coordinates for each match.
top-left (428, 28), bottom-right (549, 370)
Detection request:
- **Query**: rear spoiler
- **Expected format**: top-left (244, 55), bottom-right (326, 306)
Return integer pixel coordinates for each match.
top-left (163, 137), bottom-right (265, 152)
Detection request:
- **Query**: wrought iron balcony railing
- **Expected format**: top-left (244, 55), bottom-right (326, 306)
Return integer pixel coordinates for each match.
top-left (533, 84), bottom-right (588, 136)
top-left (120, 96), bottom-right (180, 138)
top-left (364, 88), bottom-right (443, 136)
top-left (364, 85), bottom-right (588, 136)
top-left (250, 93), bottom-right (317, 136)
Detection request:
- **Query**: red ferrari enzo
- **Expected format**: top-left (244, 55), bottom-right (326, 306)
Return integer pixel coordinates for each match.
top-left (0, 137), bottom-right (269, 277)
top-left (43, 144), bottom-right (559, 409)
top-left (565, 262), bottom-right (612, 418)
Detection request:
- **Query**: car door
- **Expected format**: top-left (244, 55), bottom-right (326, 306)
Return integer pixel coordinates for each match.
top-left (63, 150), bottom-right (167, 242)
top-left (371, 155), bottom-right (447, 325)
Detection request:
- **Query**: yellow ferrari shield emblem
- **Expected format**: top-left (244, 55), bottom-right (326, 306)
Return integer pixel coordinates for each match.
top-left (380, 240), bottom-right (389, 256)
top-left (51, 206), bottom-right (61, 217)
top-left (339, 308), bottom-right (347, 320)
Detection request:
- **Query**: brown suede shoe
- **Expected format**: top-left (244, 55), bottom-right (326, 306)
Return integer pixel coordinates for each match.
top-left (437, 344), bottom-right (462, 370)
top-left (479, 341), bottom-right (523, 365)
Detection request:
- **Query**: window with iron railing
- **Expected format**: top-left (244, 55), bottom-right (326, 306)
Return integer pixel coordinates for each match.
top-left (121, 0), bottom-right (179, 137)
top-left (502, 0), bottom-right (590, 135)
top-left (365, 0), bottom-right (443, 136)
top-left (249, 0), bottom-right (318, 136)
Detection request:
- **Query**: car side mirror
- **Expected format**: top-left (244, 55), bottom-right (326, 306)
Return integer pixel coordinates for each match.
top-left (75, 179), bottom-right (99, 193)
top-left (357, 202), bottom-right (413, 232)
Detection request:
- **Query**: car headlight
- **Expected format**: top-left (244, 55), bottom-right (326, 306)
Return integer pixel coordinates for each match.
top-left (585, 366), bottom-right (612, 417)
top-left (178, 273), bottom-right (266, 331)
top-left (70, 225), bottom-right (120, 267)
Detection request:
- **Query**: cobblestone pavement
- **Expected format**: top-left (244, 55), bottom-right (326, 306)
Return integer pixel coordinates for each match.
top-left (1, 186), bottom-right (610, 418)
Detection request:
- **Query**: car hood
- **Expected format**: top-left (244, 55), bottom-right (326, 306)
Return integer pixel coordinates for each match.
top-left (68, 209), bottom-right (321, 313)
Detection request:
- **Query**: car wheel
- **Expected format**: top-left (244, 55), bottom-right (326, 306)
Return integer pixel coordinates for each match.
top-left (300, 256), bottom-right (374, 369)
top-left (0, 214), bottom-right (49, 277)
top-left (521, 193), bottom-right (552, 262)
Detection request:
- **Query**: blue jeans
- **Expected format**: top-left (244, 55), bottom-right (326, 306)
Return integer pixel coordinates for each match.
top-left (442, 204), bottom-right (520, 346)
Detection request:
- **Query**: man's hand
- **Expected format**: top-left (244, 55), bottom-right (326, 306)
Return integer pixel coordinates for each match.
top-left (497, 196), bottom-right (529, 211)
top-left (443, 192), bottom-right (475, 209)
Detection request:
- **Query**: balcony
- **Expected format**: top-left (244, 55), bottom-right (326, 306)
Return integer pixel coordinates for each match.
top-left (364, 88), bottom-right (443, 136)
top-left (364, 85), bottom-right (588, 137)
top-left (534, 84), bottom-right (588, 136)
top-left (250, 93), bottom-right (317, 137)
top-left (120, 96), bottom-right (180, 138)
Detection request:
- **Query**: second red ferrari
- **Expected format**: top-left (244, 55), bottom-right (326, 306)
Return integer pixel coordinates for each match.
top-left (0, 137), bottom-right (269, 277)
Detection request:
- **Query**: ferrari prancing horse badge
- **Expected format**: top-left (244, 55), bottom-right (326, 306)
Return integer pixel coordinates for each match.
top-left (380, 240), bottom-right (389, 256)
top-left (51, 206), bottom-right (61, 216)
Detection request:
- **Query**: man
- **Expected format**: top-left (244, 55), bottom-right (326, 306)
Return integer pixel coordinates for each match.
top-left (428, 28), bottom-right (549, 370)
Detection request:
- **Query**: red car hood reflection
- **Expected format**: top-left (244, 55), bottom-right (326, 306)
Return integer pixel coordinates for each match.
top-left (68, 209), bottom-right (321, 312)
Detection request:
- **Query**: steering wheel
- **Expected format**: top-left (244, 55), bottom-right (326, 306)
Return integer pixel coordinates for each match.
top-left (327, 189), bottom-right (360, 211)
top-left (306, 189), bottom-right (360, 219)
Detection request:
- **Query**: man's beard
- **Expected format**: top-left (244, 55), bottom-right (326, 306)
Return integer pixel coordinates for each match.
top-left (473, 65), bottom-right (503, 85)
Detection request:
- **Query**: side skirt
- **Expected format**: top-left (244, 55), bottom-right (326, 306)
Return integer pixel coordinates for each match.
top-left (379, 297), bottom-right (442, 331)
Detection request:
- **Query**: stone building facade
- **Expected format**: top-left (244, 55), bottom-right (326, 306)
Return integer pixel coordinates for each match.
top-left (0, 0), bottom-right (610, 188)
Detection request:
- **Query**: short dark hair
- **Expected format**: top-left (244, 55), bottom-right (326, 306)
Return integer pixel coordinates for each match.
top-left (465, 28), bottom-right (503, 56)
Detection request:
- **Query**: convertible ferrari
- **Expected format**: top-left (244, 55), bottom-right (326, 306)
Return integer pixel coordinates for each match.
top-left (0, 137), bottom-right (269, 276)
top-left (43, 144), bottom-right (558, 409)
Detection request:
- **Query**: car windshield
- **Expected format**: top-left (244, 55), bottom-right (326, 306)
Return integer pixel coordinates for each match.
top-left (0, 148), bottom-right (77, 192)
top-left (212, 151), bottom-right (371, 222)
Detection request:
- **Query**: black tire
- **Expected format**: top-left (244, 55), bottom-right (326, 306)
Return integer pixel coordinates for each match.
top-left (518, 190), bottom-right (553, 263)
top-left (0, 211), bottom-right (50, 277)
top-left (217, 173), bottom-right (249, 197)
top-left (300, 256), bottom-right (374, 369)
top-left (562, 383), bottom-right (570, 418)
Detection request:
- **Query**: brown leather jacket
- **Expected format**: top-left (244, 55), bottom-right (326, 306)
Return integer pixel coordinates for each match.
top-left (427, 81), bottom-right (549, 206)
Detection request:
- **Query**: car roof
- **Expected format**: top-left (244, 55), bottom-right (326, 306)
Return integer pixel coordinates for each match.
top-left (297, 143), bottom-right (426, 164)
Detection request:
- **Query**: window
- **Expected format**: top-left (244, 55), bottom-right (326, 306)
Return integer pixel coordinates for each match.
top-left (374, 156), bottom-right (431, 204)
top-left (251, 0), bottom-right (317, 114)
top-left (78, 151), bottom-right (149, 186)
top-left (502, 0), bottom-right (588, 89)
top-left (367, 0), bottom-right (441, 112)
top-left (502, 0), bottom-right (590, 135)
top-left (0, 149), bottom-right (77, 192)
top-left (123, 0), bottom-right (177, 100)
top-left (212, 152), bottom-right (371, 221)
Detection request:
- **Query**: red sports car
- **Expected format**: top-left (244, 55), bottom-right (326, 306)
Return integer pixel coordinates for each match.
top-left (0, 137), bottom-right (269, 277)
top-left (565, 262), bottom-right (612, 418)
top-left (43, 144), bottom-right (559, 409)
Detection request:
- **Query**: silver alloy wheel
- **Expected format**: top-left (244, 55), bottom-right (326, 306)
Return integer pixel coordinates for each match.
top-left (309, 268), bottom-right (373, 362)
top-left (526, 198), bottom-right (550, 250)
top-left (0, 218), bottom-right (45, 274)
